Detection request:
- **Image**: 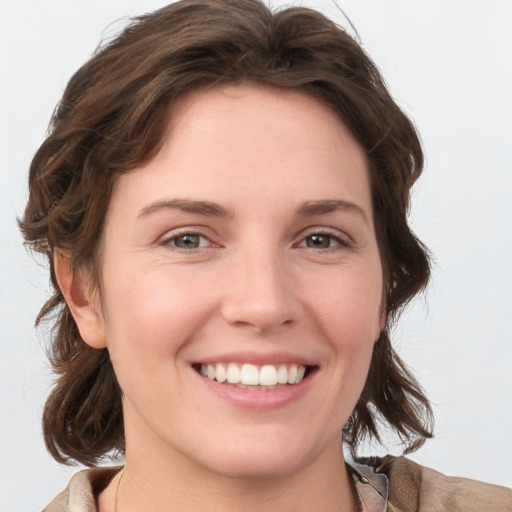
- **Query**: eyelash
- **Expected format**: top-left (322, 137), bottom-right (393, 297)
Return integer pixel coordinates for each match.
top-left (159, 230), bottom-right (215, 252)
top-left (159, 228), bottom-right (352, 253)
top-left (295, 228), bottom-right (353, 252)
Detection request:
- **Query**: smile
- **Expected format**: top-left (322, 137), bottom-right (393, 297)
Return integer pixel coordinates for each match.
top-left (196, 363), bottom-right (313, 389)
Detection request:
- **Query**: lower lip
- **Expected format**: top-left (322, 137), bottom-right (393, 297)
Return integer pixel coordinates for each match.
top-left (196, 370), bottom-right (315, 411)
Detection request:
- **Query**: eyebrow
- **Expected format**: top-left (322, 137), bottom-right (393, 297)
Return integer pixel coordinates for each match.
top-left (137, 199), bottom-right (233, 219)
top-left (137, 198), bottom-right (369, 225)
top-left (295, 199), bottom-right (369, 226)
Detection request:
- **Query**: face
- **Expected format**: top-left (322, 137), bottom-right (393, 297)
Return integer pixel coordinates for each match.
top-left (91, 83), bottom-right (383, 478)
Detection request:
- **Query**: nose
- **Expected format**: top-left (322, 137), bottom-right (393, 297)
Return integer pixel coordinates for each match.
top-left (220, 248), bottom-right (303, 334)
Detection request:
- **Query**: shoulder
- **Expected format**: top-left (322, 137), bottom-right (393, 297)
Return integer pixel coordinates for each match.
top-left (365, 455), bottom-right (512, 512)
top-left (42, 466), bottom-right (121, 512)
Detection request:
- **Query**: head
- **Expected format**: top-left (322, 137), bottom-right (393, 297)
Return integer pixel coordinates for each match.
top-left (20, 0), bottom-right (432, 467)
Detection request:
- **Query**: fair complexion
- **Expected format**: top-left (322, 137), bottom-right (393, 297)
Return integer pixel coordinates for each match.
top-left (57, 83), bottom-right (384, 512)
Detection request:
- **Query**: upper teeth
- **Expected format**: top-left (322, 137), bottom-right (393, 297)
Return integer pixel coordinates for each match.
top-left (199, 363), bottom-right (306, 386)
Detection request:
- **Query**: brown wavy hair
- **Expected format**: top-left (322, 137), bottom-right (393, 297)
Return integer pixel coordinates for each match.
top-left (20, 0), bottom-right (433, 466)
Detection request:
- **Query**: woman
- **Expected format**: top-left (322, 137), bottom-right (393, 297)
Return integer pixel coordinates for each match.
top-left (19, 0), bottom-right (511, 511)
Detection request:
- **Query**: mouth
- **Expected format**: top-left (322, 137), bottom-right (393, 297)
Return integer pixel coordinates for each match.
top-left (193, 362), bottom-right (317, 390)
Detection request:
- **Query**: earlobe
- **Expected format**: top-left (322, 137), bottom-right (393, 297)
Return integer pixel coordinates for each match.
top-left (54, 251), bottom-right (107, 349)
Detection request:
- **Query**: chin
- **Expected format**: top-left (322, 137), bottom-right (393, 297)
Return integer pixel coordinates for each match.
top-left (206, 453), bottom-right (305, 481)
top-left (188, 426), bottom-right (321, 481)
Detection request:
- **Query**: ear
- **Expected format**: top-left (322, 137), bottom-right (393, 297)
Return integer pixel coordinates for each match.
top-left (377, 286), bottom-right (388, 336)
top-left (374, 299), bottom-right (387, 343)
top-left (54, 251), bottom-right (107, 349)
top-left (379, 307), bottom-right (386, 333)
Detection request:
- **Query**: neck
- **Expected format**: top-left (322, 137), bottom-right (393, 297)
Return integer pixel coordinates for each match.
top-left (98, 405), bottom-right (360, 512)
top-left (101, 443), bottom-right (358, 512)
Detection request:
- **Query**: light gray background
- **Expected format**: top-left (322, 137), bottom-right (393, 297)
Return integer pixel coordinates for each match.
top-left (1, 1), bottom-right (511, 509)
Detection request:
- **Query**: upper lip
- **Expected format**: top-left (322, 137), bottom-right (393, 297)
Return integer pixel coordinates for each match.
top-left (194, 351), bottom-right (318, 367)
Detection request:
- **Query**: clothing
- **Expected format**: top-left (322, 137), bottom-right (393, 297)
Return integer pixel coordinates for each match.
top-left (349, 459), bottom-right (389, 511)
top-left (42, 455), bottom-right (512, 512)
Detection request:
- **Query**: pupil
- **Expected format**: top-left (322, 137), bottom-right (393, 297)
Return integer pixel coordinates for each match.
top-left (176, 235), bottom-right (199, 248)
top-left (307, 235), bottom-right (329, 248)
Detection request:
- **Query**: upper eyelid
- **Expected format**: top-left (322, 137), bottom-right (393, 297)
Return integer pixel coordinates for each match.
top-left (157, 228), bottom-right (217, 248)
top-left (296, 226), bottom-right (353, 243)
top-left (158, 226), bottom-right (216, 239)
top-left (156, 225), bottom-right (354, 246)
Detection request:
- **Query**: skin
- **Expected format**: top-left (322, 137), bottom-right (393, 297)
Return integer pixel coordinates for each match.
top-left (57, 83), bottom-right (384, 512)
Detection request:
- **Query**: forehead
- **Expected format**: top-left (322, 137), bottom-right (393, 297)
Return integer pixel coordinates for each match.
top-left (166, 82), bottom-right (363, 161)
top-left (108, 82), bottom-right (372, 220)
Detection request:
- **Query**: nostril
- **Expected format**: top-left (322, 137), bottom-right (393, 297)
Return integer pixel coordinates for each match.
top-left (220, 275), bottom-right (303, 333)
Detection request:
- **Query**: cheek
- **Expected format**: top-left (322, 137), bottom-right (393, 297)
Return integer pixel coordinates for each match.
top-left (100, 262), bottom-right (213, 376)
top-left (304, 263), bottom-right (382, 395)
top-left (309, 265), bottom-right (383, 343)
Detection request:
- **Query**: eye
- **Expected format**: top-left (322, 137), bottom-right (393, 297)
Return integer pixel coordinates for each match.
top-left (304, 234), bottom-right (336, 249)
top-left (163, 233), bottom-right (211, 250)
top-left (297, 230), bottom-right (352, 250)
